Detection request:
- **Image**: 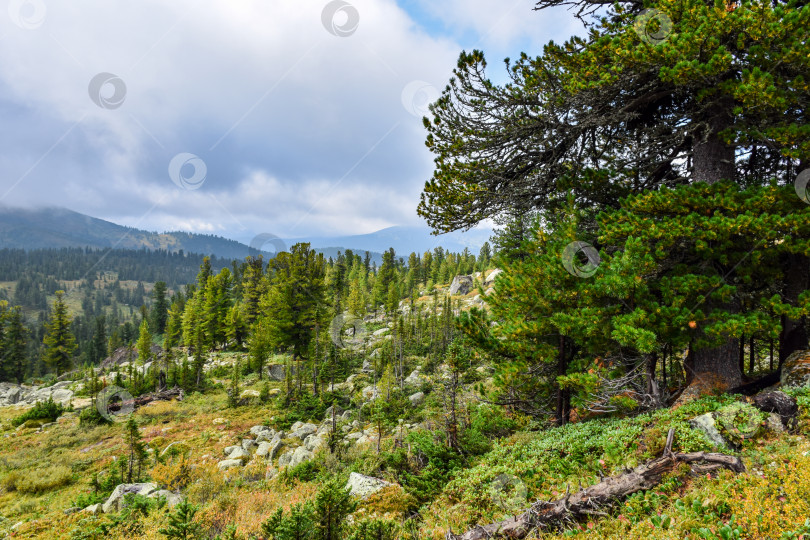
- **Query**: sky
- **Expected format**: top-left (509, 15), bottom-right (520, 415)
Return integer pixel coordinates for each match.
top-left (0, 0), bottom-right (582, 246)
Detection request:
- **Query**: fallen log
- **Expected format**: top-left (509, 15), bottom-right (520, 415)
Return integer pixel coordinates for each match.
top-left (106, 386), bottom-right (184, 413)
top-left (446, 429), bottom-right (745, 540)
top-left (133, 386), bottom-right (184, 408)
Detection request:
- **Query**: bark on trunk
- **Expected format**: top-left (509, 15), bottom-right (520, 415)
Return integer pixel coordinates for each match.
top-left (446, 430), bottom-right (745, 540)
top-left (779, 253), bottom-right (809, 364)
top-left (685, 108), bottom-right (745, 390)
top-left (688, 337), bottom-right (743, 390)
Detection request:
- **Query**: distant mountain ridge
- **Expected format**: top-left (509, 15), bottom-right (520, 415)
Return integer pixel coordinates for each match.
top-left (0, 207), bottom-right (490, 263)
top-left (0, 207), bottom-right (260, 260)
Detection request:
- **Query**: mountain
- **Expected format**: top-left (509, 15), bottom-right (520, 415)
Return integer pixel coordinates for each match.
top-left (282, 225), bottom-right (492, 258)
top-left (0, 206), bottom-right (263, 261)
top-left (0, 207), bottom-right (488, 263)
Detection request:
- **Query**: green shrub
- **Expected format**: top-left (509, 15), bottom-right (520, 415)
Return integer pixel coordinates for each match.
top-left (348, 518), bottom-right (400, 540)
top-left (79, 405), bottom-right (111, 427)
top-left (11, 397), bottom-right (65, 427)
top-left (281, 460), bottom-right (323, 485)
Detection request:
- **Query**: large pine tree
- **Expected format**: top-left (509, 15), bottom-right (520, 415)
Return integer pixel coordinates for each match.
top-left (43, 291), bottom-right (77, 376)
top-left (421, 0), bottom-right (809, 392)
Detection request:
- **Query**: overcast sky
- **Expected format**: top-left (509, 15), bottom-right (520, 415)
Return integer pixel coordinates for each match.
top-left (0, 0), bottom-right (581, 245)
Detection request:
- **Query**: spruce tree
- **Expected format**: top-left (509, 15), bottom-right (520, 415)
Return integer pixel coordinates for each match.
top-left (3, 307), bottom-right (28, 383)
top-left (43, 291), bottom-right (76, 376)
top-left (151, 281), bottom-right (169, 334)
top-left (137, 319), bottom-right (152, 364)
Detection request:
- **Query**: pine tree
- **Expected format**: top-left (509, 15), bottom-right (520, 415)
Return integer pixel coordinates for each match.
top-left (256, 243), bottom-right (327, 396)
top-left (43, 291), bottom-right (76, 376)
top-left (420, 0), bottom-right (810, 390)
top-left (151, 281), bottom-right (169, 334)
top-left (125, 417), bottom-right (147, 483)
top-left (159, 498), bottom-right (201, 540)
top-left (3, 306), bottom-right (28, 383)
top-left (137, 319), bottom-right (152, 364)
top-left (314, 479), bottom-right (356, 540)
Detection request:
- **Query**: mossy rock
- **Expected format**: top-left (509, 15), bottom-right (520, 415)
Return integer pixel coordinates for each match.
top-left (21, 419), bottom-right (45, 429)
top-left (781, 350), bottom-right (810, 388)
top-left (713, 402), bottom-right (766, 447)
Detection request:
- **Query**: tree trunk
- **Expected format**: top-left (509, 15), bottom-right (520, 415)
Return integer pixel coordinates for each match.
top-left (688, 337), bottom-right (742, 390)
top-left (555, 335), bottom-right (568, 426)
top-left (779, 253), bottom-right (809, 364)
top-left (686, 108), bottom-right (743, 390)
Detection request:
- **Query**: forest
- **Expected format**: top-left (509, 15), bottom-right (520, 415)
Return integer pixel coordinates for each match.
top-left (0, 0), bottom-right (808, 538)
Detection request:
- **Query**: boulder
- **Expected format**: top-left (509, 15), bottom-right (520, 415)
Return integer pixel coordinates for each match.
top-left (690, 413), bottom-right (727, 448)
top-left (304, 434), bottom-right (326, 452)
top-left (291, 423), bottom-right (318, 441)
top-left (278, 449), bottom-right (294, 467)
top-left (345, 472), bottom-right (391, 499)
top-left (250, 425), bottom-right (273, 438)
top-left (217, 459), bottom-right (244, 471)
top-left (265, 466), bottom-right (278, 481)
top-left (361, 385), bottom-right (380, 401)
top-left (256, 441), bottom-right (273, 458)
top-left (483, 268), bottom-right (503, 287)
top-left (449, 275), bottom-right (474, 295)
top-left (691, 402), bottom-right (776, 449)
top-left (227, 447), bottom-right (251, 462)
top-left (362, 359), bottom-right (374, 373)
top-left (223, 445), bottom-right (240, 456)
top-left (404, 369), bottom-right (425, 387)
top-left (102, 483), bottom-right (158, 513)
top-left (289, 446), bottom-right (314, 467)
top-left (150, 490), bottom-right (184, 508)
top-left (409, 392), bottom-right (425, 406)
top-left (267, 364), bottom-right (287, 381)
top-left (372, 328), bottom-right (390, 337)
top-left (84, 503), bottom-right (103, 515)
top-left (242, 439), bottom-right (258, 452)
top-left (781, 350), bottom-right (810, 388)
top-left (239, 389), bottom-right (261, 404)
top-left (51, 389), bottom-right (74, 406)
top-left (257, 429), bottom-right (279, 443)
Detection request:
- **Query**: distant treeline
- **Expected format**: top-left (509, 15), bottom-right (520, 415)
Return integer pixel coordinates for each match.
top-left (0, 248), bottom-right (230, 288)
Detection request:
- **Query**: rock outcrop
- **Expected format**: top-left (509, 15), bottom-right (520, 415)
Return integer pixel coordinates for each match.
top-left (449, 275), bottom-right (474, 295)
top-left (345, 472), bottom-right (391, 499)
top-left (781, 350), bottom-right (810, 388)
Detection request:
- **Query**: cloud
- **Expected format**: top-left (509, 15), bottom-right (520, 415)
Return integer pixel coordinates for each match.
top-left (0, 0), bottom-right (577, 239)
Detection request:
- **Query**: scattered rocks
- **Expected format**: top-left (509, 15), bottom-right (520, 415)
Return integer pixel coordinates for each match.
top-left (449, 275), bottom-right (474, 295)
top-left (227, 447), bottom-right (251, 462)
top-left (404, 369), bottom-right (425, 387)
top-left (217, 459), bottom-right (243, 471)
top-left (290, 422), bottom-right (318, 440)
top-left (483, 268), bottom-right (503, 287)
top-left (101, 483), bottom-right (158, 513)
top-left (289, 446), bottom-right (314, 467)
top-left (690, 413), bottom-right (727, 448)
top-left (345, 472), bottom-right (391, 499)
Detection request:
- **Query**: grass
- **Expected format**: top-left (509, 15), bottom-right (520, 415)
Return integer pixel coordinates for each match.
top-left (1, 354), bottom-right (809, 539)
